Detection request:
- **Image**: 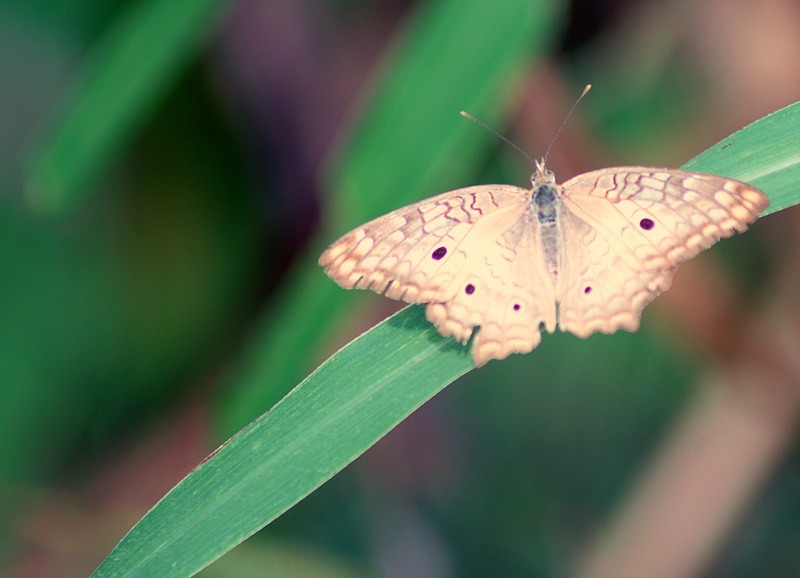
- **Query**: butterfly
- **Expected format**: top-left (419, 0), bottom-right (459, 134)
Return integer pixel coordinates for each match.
top-left (319, 157), bottom-right (768, 366)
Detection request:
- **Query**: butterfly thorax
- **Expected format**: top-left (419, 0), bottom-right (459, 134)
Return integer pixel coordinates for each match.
top-left (532, 184), bottom-right (560, 224)
top-left (530, 162), bottom-right (560, 221)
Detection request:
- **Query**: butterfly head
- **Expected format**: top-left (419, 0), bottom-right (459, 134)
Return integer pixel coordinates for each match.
top-left (532, 158), bottom-right (556, 188)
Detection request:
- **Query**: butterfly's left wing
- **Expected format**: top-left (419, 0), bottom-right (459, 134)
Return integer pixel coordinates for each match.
top-left (556, 167), bottom-right (768, 337)
top-left (320, 185), bottom-right (558, 366)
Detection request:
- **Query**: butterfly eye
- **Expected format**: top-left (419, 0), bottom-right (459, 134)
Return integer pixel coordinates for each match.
top-left (639, 218), bottom-right (655, 230)
top-left (431, 246), bottom-right (447, 260)
top-left (465, 284), bottom-right (475, 295)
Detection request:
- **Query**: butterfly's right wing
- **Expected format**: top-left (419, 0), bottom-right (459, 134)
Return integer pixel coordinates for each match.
top-left (319, 185), bottom-right (557, 365)
top-left (556, 167), bottom-right (767, 338)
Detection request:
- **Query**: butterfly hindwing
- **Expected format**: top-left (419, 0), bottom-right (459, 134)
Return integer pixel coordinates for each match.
top-left (557, 205), bottom-right (676, 337)
top-left (426, 207), bottom-right (557, 365)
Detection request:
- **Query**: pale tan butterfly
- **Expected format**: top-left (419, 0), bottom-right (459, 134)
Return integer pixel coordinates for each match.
top-left (319, 88), bottom-right (768, 366)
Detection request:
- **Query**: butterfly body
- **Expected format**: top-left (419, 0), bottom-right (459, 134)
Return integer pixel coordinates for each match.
top-left (530, 169), bottom-right (563, 284)
top-left (320, 160), bottom-right (768, 366)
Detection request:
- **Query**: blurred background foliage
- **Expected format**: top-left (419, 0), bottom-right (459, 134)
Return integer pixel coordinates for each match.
top-left (1, 0), bottom-right (799, 576)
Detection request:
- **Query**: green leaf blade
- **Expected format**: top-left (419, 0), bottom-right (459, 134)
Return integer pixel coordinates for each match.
top-left (91, 306), bottom-right (471, 577)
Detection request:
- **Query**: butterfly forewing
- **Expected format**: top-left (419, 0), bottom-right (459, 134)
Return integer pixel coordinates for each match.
top-left (320, 185), bottom-right (529, 303)
top-left (321, 187), bottom-right (482, 299)
top-left (560, 168), bottom-right (768, 270)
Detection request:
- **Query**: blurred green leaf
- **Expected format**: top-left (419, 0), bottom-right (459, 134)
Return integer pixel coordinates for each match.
top-left (91, 306), bottom-right (471, 577)
top-left (218, 0), bottom-right (564, 437)
top-left (24, 0), bottom-right (228, 213)
top-left (0, 78), bottom-right (258, 499)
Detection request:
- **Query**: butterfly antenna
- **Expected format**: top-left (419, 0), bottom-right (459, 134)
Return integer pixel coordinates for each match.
top-left (542, 83), bottom-right (592, 166)
top-left (459, 110), bottom-right (537, 168)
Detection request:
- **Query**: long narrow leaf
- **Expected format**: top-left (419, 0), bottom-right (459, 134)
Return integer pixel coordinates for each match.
top-left (25, 0), bottom-right (227, 213)
top-left (92, 306), bottom-right (471, 577)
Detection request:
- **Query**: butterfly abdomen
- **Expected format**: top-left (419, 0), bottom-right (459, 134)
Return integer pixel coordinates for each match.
top-left (539, 223), bottom-right (562, 286)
